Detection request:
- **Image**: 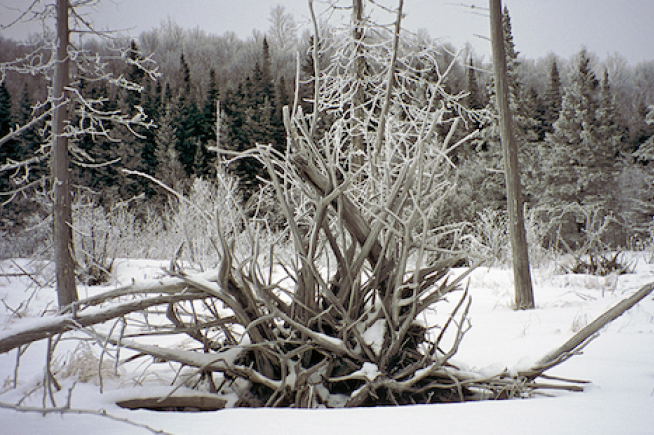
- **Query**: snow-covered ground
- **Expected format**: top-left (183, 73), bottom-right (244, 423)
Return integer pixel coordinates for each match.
top-left (1, 254), bottom-right (653, 435)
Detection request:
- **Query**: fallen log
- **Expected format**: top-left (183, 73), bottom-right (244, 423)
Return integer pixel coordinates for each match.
top-left (520, 281), bottom-right (654, 378)
top-left (0, 292), bottom-right (206, 354)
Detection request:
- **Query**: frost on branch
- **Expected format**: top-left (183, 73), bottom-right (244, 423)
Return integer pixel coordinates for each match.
top-left (111, 2), bottom-right (484, 407)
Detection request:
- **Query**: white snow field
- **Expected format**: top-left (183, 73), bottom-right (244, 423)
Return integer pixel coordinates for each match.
top-left (1, 254), bottom-right (653, 435)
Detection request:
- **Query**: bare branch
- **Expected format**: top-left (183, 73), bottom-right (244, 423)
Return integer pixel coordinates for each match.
top-left (0, 293), bottom-right (207, 354)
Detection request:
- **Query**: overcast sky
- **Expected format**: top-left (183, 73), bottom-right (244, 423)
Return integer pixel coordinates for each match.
top-left (1, 0), bottom-right (653, 65)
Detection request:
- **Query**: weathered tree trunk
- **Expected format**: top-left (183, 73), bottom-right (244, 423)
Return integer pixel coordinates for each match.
top-left (489, 0), bottom-right (534, 309)
top-left (352, 0), bottom-right (365, 167)
top-left (52, 0), bottom-right (77, 307)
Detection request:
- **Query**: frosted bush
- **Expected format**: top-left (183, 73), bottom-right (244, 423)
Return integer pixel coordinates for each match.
top-left (464, 208), bottom-right (550, 267)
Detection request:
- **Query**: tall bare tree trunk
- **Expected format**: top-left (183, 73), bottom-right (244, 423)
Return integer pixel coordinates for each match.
top-left (352, 0), bottom-right (365, 167)
top-left (52, 0), bottom-right (77, 306)
top-left (489, 0), bottom-right (534, 309)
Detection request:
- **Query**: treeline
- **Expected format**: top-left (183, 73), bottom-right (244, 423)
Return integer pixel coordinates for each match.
top-left (0, 20), bottom-right (304, 224)
top-left (452, 9), bottom-right (654, 248)
top-left (2, 7), bottom-right (654, 248)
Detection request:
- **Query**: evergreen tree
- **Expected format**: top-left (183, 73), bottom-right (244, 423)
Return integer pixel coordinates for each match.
top-left (543, 49), bottom-right (599, 205)
top-left (124, 40), bottom-right (146, 112)
top-left (542, 59), bottom-right (562, 135)
top-left (0, 82), bottom-right (17, 229)
top-left (16, 84), bottom-right (44, 164)
top-left (154, 99), bottom-right (187, 194)
top-left (179, 52), bottom-right (191, 98)
top-left (107, 40), bottom-right (151, 200)
top-left (174, 52), bottom-right (201, 179)
top-left (223, 84), bottom-right (259, 197)
top-left (261, 37), bottom-right (272, 92)
top-left (501, 6), bottom-right (521, 105)
top-left (0, 82), bottom-right (11, 140)
top-left (631, 99), bottom-right (654, 159)
top-left (138, 79), bottom-right (161, 197)
top-left (220, 38), bottom-right (287, 200)
top-left (465, 56), bottom-right (482, 110)
top-left (300, 35), bottom-right (319, 115)
top-left (1, 83), bottom-right (49, 231)
top-left (541, 49), bottom-right (622, 246)
top-left (194, 68), bottom-right (219, 177)
top-left (596, 69), bottom-right (627, 155)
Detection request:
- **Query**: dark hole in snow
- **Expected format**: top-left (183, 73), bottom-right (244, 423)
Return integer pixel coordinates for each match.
top-left (116, 396), bottom-right (227, 412)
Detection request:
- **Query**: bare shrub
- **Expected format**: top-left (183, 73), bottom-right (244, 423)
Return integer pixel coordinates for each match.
top-left (537, 202), bottom-right (633, 275)
top-left (92, 4), bottom-right (489, 407)
top-left (464, 208), bottom-right (550, 267)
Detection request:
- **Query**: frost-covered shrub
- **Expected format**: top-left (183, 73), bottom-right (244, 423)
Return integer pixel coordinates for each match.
top-left (463, 207), bottom-right (550, 267)
top-left (73, 168), bottom-right (246, 280)
top-left (464, 208), bottom-right (509, 265)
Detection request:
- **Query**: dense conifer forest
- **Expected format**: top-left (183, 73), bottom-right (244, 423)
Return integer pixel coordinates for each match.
top-left (1, 6), bottom-right (654, 254)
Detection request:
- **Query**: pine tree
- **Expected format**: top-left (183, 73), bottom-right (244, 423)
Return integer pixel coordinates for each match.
top-left (223, 84), bottom-right (259, 198)
top-left (1, 83), bottom-right (49, 231)
top-left (261, 37), bottom-right (273, 93)
top-left (179, 52), bottom-right (191, 98)
top-left (300, 35), bottom-right (319, 115)
top-left (220, 38), bottom-right (287, 199)
top-left (631, 99), bottom-right (654, 159)
top-left (16, 84), bottom-right (44, 165)
top-left (597, 69), bottom-right (627, 155)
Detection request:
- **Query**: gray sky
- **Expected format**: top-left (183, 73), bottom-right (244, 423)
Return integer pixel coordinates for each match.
top-left (1, 0), bottom-right (653, 64)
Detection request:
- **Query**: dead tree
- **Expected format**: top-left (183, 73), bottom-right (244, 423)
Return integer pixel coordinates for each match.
top-left (489, 0), bottom-right (535, 309)
top-left (52, 0), bottom-right (77, 306)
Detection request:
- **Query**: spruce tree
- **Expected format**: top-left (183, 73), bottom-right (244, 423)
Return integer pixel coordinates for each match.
top-left (465, 56), bottom-right (482, 110)
top-left (542, 59), bottom-right (562, 135)
top-left (501, 6), bottom-right (521, 105)
top-left (0, 82), bottom-right (17, 229)
top-left (542, 49), bottom-right (622, 247)
top-left (223, 84), bottom-right (259, 198)
top-left (597, 69), bottom-right (627, 155)
top-left (175, 52), bottom-right (201, 179)
top-left (544, 49), bottom-right (599, 206)
top-left (1, 83), bottom-right (49, 231)
top-left (124, 40), bottom-right (146, 112)
top-left (631, 99), bottom-right (654, 159)
top-left (221, 38), bottom-right (287, 200)
top-left (138, 79), bottom-right (160, 197)
top-left (195, 68), bottom-right (219, 177)
top-left (0, 82), bottom-right (11, 140)
top-left (154, 99), bottom-right (187, 195)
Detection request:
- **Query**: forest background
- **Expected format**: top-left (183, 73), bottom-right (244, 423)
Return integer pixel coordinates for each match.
top-left (2, 3), bottom-right (654, 265)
